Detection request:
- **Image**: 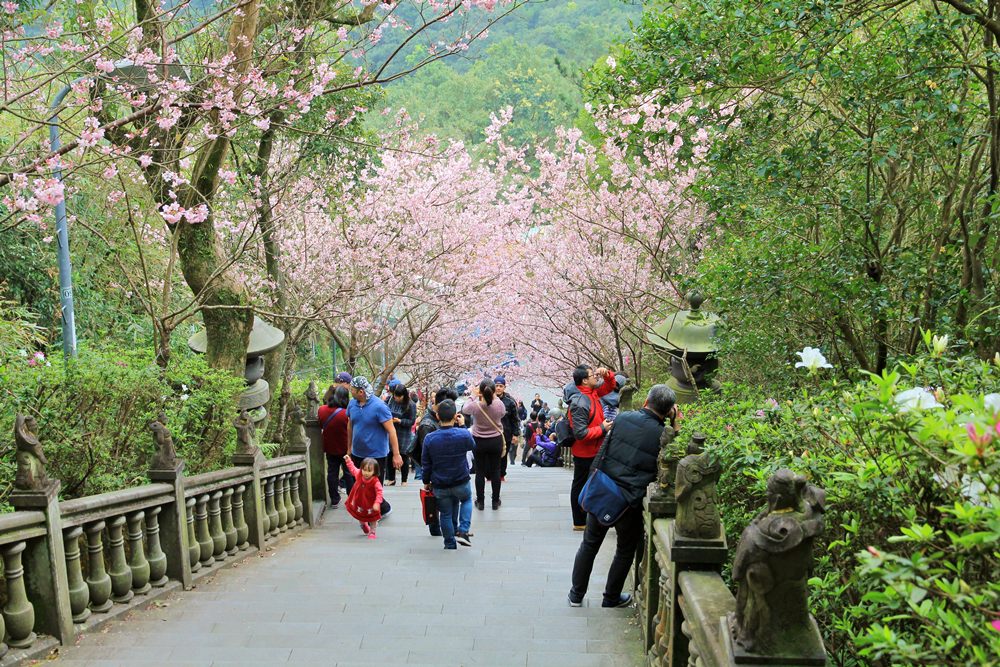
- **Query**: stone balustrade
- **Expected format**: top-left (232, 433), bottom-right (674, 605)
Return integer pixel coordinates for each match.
top-left (639, 434), bottom-right (827, 667)
top-left (0, 411), bottom-right (317, 665)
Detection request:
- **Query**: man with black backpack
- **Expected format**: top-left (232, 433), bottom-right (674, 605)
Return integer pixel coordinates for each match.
top-left (566, 365), bottom-right (618, 530)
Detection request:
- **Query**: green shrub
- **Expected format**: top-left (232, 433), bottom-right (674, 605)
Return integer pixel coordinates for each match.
top-left (0, 345), bottom-right (243, 508)
top-left (679, 340), bottom-right (1000, 666)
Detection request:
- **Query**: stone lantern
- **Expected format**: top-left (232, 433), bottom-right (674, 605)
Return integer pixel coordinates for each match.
top-left (647, 291), bottom-right (720, 404)
top-left (188, 316), bottom-right (285, 424)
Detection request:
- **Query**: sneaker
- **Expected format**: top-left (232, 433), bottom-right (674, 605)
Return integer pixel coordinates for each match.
top-left (361, 523), bottom-right (370, 535)
top-left (368, 531), bottom-right (377, 540)
top-left (381, 506), bottom-right (392, 519)
top-left (475, 500), bottom-right (485, 511)
top-left (567, 594), bottom-right (583, 608)
top-left (602, 593), bottom-right (633, 608)
top-left (330, 501), bottom-right (339, 509)
top-left (444, 544), bottom-right (457, 550)
top-left (455, 532), bottom-right (472, 547)
top-left (492, 499), bottom-right (502, 510)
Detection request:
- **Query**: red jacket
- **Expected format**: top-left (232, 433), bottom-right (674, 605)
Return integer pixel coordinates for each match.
top-left (343, 458), bottom-right (383, 522)
top-left (317, 405), bottom-right (349, 456)
top-left (569, 369), bottom-right (617, 458)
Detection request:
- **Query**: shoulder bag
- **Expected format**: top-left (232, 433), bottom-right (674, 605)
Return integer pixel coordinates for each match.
top-left (577, 434), bottom-right (628, 526)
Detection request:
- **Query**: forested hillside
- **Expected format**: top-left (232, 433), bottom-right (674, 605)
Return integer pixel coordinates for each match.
top-left (367, 0), bottom-right (641, 143)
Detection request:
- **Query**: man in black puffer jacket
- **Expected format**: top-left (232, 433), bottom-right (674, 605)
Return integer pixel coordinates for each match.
top-left (568, 384), bottom-right (677, 608)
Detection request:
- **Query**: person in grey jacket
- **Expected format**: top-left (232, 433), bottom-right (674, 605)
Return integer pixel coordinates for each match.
top-left (568, 384), bottom-right (677, 608)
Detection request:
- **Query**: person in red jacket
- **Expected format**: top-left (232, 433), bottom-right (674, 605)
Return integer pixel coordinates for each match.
top-left (343, 456), bottom-right (384, 539)
top-left (568, 365), bottom-right (616, 530)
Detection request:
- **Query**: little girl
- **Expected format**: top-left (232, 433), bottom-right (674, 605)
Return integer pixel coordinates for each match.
top-left (343, 456), bottom-right (383, 539)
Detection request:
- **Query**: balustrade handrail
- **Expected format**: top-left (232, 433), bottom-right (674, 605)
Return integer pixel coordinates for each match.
top-left (0, 511), bottom-right (47, 546)
top-left (184, 468), bottom-right (254, 498)
top-left (260, 454), bottom-right (306, 477)
top-left (59, 484), bottom-right (174, 529)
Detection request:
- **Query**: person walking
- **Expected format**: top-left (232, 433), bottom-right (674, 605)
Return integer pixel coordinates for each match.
top-left (421, 399), bottom-right (475, 549)
top-left (317, 385), bottom-right (351, 508)
top-left (345, 376), bottom-right (403, 517)
top-left (567, 365), bottom-right (617, 530)
top-left (495, 376), bottom-right (519, 478)
top-left (343, 456), bottom-right (384, 539)
top-left (569, 385), bottom-right (677, 607)
top-left (385, 384), bottom-right (417, 486)
top-left (462, 379), bottom-right (507, 510)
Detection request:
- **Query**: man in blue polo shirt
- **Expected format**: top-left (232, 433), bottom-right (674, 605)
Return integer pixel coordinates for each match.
top-left (345, 376), bottom-right (403, 516)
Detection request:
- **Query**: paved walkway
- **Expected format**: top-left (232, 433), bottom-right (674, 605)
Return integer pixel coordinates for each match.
top-left (52, 464), bottom-right (643, 666)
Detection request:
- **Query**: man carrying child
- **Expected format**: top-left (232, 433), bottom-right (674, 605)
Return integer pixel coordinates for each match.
top-left (421, 399), bottom-right (475, 549)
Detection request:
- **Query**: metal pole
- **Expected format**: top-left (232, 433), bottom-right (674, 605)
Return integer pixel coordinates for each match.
top-left (49, 84), bottom-right (77, 359)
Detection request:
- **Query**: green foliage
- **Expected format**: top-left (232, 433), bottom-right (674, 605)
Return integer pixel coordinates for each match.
top-left (369, 1), bottom-right (641, 145)
top-left (680, 346), bottom-right (1000, 665)
top-left (0, 345), bottom-right (244, 508)
top-left (592, 0), bottom-right (1000, 381)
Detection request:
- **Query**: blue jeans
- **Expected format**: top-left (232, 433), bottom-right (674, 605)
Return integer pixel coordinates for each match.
top-left (434, 481), bottom-right (472, 548)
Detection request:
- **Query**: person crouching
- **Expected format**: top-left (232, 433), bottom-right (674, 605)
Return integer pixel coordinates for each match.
top-left (343, 456), bottom-right (383, 539)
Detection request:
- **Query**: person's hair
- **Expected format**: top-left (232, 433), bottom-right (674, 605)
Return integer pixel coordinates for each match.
top-left (479, 379), bottom-right (496, 405)
top-left (393, 383), bottom-right (410, 406)
top-left (529, 411), bottom-right (538, 420)
top-left (437, 399), bottom-right (457, 422)
top-left (331, 386), bottom-right (350, 409)
top-left (323, 384), bottom-right (336, 406)
top-left (646, 384), bottom-right (677, 419)
top-left (361, 457), bottom-right (380, 478)
top-left (435, 387), bottom-right (458, 405)
top-left (573, 364), bottom-right (593, 386)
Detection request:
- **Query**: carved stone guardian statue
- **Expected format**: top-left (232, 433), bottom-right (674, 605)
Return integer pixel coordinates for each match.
top-left (305, 381), bottom-right (319, 421)
top-left (674, 439), bottom-right (722, 540)
top-left (234, 410), bottom-right (259, 457)
top-left (149, 412), bottom-right (178, 470)
top-left (14, 414), bottom-right (51, 491)
top-left (285, 401), bottom-right (308, 451)
top-left (726, 468), bottom-right (827, 664)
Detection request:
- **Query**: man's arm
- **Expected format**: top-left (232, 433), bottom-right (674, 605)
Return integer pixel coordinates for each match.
top-left (346, 420), bottom-right (353, 457)
top-left (595, 369), bottom-right (617, 399)
top-left (383, 419), bottom-right (403, 469)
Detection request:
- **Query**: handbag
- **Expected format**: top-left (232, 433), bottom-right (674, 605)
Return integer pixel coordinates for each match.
top-left (577, 435), bottom-right (629, 526)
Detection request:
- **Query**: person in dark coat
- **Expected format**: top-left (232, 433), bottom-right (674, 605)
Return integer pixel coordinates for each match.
top-left (568, 384), bottom-right (677, 608)
top-left (495, 376), bottom-right (520, 475)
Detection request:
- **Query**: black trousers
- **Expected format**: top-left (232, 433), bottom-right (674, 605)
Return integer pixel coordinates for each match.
top-left (570, 455), bottom-right (595, 527)
top-left (473, 435), bottom-right (504, 504)
top-left (570, 506), bottom-right (643, 604)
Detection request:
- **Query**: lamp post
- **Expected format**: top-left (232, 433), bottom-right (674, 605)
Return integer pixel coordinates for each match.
top-left (47, 60), bottom-right (189, 358)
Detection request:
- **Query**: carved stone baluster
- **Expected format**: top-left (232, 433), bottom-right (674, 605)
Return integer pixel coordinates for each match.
top-left (681, 619), bottom-right (701, 667)
top-left (145, 507), bottom-right (168, 587)
top-left (290, 471), bottom-right (303, 526)
top-left (274, 474), bottom-right (289, 531)
top-left (282, 473), bottom-right (294, 528)
top-left (62, 526), bottom-right (91, 623)
top-left (233, 484), bottom-right (250, 550)
top-left (195, 494), bottom-right (214, 567)
top-left (2, 541), bottom-right (36, 648)
top-left (221, 488), bottom-right (238, 556)
top-left (265, 477), bottom-right (279, 537)
top-left (0, 604), bottom-right (6, 658)
top-left (107, 516), bottom-right (133, 603)
top-left (185, 497), bottom-right (201, 572)
top-left (208, 491), bottom-right (226, 561)
top-left (126, 511), bottom-right (151, 595)
top-left (651, 550), bottom-right (670, 664)
top-left (84, 521), bottom-right (113, 612)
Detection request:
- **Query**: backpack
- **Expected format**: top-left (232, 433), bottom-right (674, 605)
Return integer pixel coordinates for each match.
top-left (557, 395), bottom-right (596, 447)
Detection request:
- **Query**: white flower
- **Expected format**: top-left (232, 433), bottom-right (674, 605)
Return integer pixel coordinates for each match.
top-left (180, 394), bottom-right (189, 402)
top-left (895, 387), bottom-right (942, 412)
top-left (985, 393), bottom-right (1000, 415)
top-left (794, 347), bottom-right (832, 372)
top-left (931, 334), bottom-right (949, 357)
top-left (605, 55), bottom-right (617, 70)
top-left (181, 384), bottom-right (189, 392)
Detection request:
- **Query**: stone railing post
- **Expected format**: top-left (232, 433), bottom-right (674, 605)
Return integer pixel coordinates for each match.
top-left (148, 415), bottom-right (193, 589)
top-left (232, 411), bottom-right (267, 549)
top-left (9, 414), bottom-right (73, 642)
top-left (665, 435), bottom-right (726, 667)
top-left (303, 384), bottom-right (329, 509)
top-left (285, 401), bottom-right (316, 526)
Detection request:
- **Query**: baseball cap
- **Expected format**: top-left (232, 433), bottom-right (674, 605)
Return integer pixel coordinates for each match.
top-left (335, 372), bottom-right (352, 383)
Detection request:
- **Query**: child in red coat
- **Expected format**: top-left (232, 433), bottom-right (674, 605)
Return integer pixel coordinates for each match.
top-left (343, 455), bottom-right (383, 539)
